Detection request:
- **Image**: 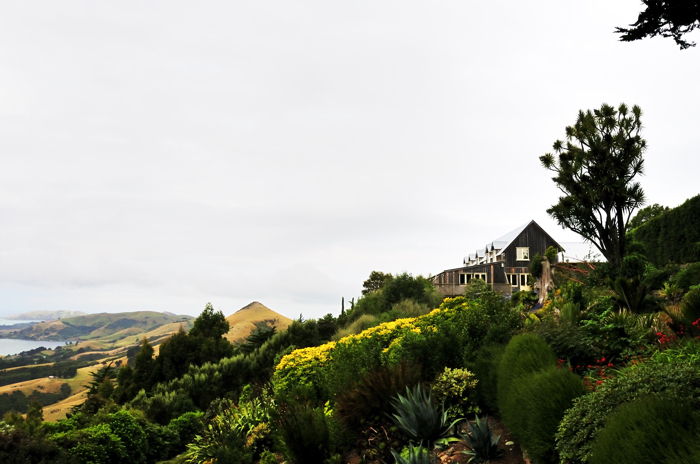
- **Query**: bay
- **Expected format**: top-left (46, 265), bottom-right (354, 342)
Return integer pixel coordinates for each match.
top-left (0, 339), bottom-right (66, 356)
top-left (0, 318), bottom-right (43, 325)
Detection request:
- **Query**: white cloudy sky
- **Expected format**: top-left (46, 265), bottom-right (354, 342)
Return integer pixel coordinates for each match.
top-left (0, 1), bottom-right (698, 320)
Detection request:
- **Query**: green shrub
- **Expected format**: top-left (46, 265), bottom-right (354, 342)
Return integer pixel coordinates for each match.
top-left (335, 361), bottom-right (422, 431)
top-left (276, 400), bottom-right (330, 464)
top-left (185, 426), bottom-right (252, 464)
top-left (259, 449), bottom-right (277, 464)
top-left (167, 411), bottom-right (203, 453)
top-left (391, 299), bottom-right (432, 318)
top-left (333, 314), bottom-right (381, 340)
top-left (51, 423), bottom-right (127, 464)
top-left (529, 320), bottom-right (598, 371)
top-left (556, 359), bottom-right (700, 463)
top-left (464, 279), bottom-right (491, 300)
top-left (184, 399), bottom-right (253, 464)
top-left (675, 262), bottom-right (700, 290)
top-left (130, 389), bottom-right (197, 425)
top-left (560, 302), bottom-right (581, 324)
top-left (102, 410), bottom-right (147, 464)
top-left (467, 344), bottom-right (505, 414)
top-left (497, 334), bottom-right (557, 422)
top-left (139, 419), bottom-right (179, 463)
top-left (0, 427), bottom-right (69, 464)
top-left (276, 295), bottom-right (519, 406)
top-left (589, 395), bottom-right (700, 464)
top-left (681, 287), bottom-right (700, 326)
top-left (505, 367), bottom-right (586, 464)
top-left (529, 254), bottom-right (544, 279)
top-left (431, 367), bottom-right (480, 422)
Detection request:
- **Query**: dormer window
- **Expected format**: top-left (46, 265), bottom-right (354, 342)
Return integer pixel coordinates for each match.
top-left (517, 247), bottom-right (530, 261)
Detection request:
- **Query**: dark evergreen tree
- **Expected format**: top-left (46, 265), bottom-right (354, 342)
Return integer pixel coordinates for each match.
top-left (616, 0), bottom-right (700, 49)
top-left (361, 271), bottom-right (392, 295)
top-left (540, 103), bottom-right (646, 271)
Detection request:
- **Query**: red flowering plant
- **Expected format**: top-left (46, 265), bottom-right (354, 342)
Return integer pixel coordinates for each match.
top-left (581, 356), bottom-right (615, 391)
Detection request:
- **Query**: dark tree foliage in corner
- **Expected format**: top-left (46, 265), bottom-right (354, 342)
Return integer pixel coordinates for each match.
top-left (540, 103), bottom-right (646, 271)
top-left (616, 0), bottom-right (700, 49)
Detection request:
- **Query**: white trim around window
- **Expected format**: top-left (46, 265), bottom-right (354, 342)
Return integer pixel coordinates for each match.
top-left (516, 247), bottom-right (530, 261)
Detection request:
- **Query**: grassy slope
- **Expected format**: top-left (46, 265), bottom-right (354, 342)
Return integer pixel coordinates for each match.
top-left (2, 303), bottom-right (289, 421)
top-left (0, 315), bottom-right (193, 421)
top-left (224, 301), bottom-right (293, 345)
top-left (0, 311), bottom-right (193, 343)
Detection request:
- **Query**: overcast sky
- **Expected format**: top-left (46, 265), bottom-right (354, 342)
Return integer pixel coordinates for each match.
top-left (0, 1), bottom-right (698, 321)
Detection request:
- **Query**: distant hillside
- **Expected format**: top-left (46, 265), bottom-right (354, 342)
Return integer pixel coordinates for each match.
top-left (0, 311), bottom-right (194, 342)
top-left (6, 310), bottom-right (88, 321)
top-left (224, 302), bottom-right (293, 345)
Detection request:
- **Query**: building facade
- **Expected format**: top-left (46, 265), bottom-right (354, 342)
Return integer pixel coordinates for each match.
top-left (432, 220), bottom-right (564, 296)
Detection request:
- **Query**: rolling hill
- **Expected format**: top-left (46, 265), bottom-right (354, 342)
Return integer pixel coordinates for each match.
top-left (224, 302), bottom-right (293, 344)
top-left (1, 304), bottom-right (290, 421)
top-left (0, 311), bottom-right (193, 343)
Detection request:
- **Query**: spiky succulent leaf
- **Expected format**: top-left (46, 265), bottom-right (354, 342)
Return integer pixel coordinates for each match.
top-left (389, 385), bottom-right (461, 447)
top-left (459, 415), bottom-right (504, 462)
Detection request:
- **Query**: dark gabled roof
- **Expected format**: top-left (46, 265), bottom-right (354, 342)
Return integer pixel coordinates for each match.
top-left (463, 220), bottom-right (565, 263)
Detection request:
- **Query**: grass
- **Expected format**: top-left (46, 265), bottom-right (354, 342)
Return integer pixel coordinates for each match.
top-left (224, 302), bottom-right (293, 344)
top-left (2, 302), bottom-right (290, 421)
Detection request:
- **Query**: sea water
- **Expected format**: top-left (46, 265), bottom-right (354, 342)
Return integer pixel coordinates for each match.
top-left (0, 319), bottom-right (66, 356)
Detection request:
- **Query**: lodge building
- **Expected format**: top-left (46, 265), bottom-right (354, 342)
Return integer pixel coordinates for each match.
top-left (431, 220), bottom-right (564, 296)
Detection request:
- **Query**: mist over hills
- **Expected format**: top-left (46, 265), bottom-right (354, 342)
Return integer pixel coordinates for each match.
top-left (5, 310), bottom-right (88, 321)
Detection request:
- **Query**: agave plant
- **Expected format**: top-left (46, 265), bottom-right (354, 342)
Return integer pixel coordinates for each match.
top-left (459, 415), bottom-right (504, 463)
top-left (388, 384), bottom-right (461, 448)
top-left (391, 444), bottom-right (438, 464)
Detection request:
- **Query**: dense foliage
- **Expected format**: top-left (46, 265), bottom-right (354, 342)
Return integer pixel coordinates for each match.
top-left (540, 103), bottom-right (646, 270)
top-left (630, 194), bottom-right (700, 267)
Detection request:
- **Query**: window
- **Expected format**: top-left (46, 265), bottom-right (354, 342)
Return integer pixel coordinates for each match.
top-left (508, 274), bottom-right (518, 286)
top-left (459, 274), bottom-right (466, 285)
top-left (517, 247), bottom-right (530, 261)
top-left (473, 273), bottom-right (486, 281)
top-left (520, 274), bottom-right (527, 286)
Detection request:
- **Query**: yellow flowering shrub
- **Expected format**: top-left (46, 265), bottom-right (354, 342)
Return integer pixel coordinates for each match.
top-left (273, 294), bottom-right (520, 401)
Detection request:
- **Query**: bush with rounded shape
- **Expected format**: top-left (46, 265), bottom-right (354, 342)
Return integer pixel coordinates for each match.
top-left (431, 367), bottom-right (480, 421)
top-left (529, 320), bottom-right (598, 370)
top-left (505, 367), bottom-right (586, 464)
top-left (674, 262), bottom-right (700, 290)
top-left (464, 279), bottom-right (491, 300)
top-left (52, 423), bottom-right (128, 464)
top-left (392, 299), bottom-right (432, 318)
top-left (468, 344), bottom-right (505, 414)
top-left (556, 360), bottom-right (700, 463)
top-left (332, 314), bottom-right (380, 340)
top-left (497, 334), bottom-right (557, 422)
top-left (0, 427), bottom-right (69, 464)
top-left (167, 411), bottom-right (203, 452)
top-left (102, 410), bottom-right (147, 464)
top-left (589, 395), bottom-right (700, 464)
